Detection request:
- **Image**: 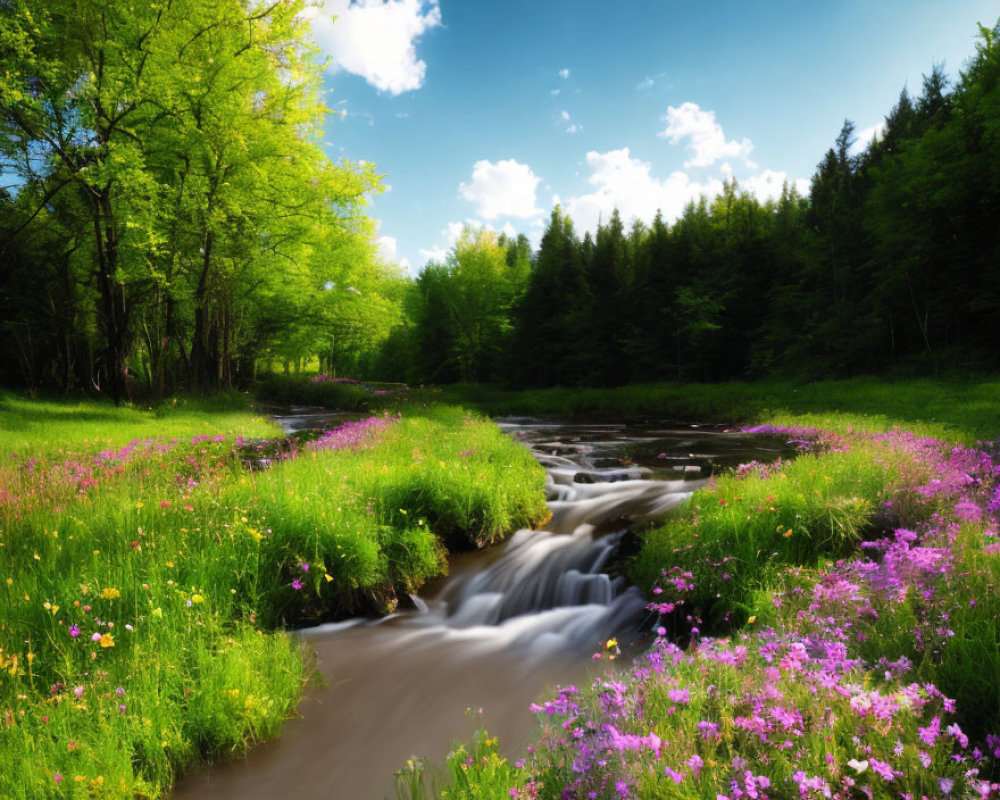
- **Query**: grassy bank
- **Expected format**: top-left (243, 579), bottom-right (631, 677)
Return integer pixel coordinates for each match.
top-left (403, 397), bottom-right (1000, 799)
top-left (0, 392), bottom-right (547, 799)
top-left (439, 377), bottom-right (1000, 443)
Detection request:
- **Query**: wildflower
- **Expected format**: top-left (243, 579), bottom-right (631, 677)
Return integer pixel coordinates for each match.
top-left (292, 579), bottom-right (303, 591)
top-left (940, 778), bottom-right (954, 794)
top-left (73, 686), bottom-right (84, 698)
top-left (947, 722), bottom-right (969, 748)
top-left (99, 633), bottom-right (114, 648)
top-left (300, 563), bottom-right (309, 572)
top-left (191, 594), bottom-right (204, 605)
top-left (69, 625), bottom-right (80, 638)
top-left (101, 587), bottom-right (120, 600)
top-left (54, 773), bottom-right (61, 784)
top-left (91, 632), bottom-right (101, 642)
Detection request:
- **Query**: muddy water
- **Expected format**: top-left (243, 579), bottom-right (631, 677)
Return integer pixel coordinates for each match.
top-left (171, 418), bottom-right (789, 800)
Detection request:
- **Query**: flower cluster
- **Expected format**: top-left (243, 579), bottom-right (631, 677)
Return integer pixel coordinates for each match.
top-left (496, 425), bottom-right (1000, 799)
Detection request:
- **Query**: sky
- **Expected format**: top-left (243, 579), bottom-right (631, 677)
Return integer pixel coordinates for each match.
top-left (301, 0), bottom-right (999, 274)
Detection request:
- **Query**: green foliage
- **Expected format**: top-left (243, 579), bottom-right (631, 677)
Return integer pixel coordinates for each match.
top-left (405, 227), bottom-right (530, 384)
top-left (0, 0), bottom-right (396, 399)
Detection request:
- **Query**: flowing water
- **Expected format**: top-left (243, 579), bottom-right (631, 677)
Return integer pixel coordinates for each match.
top-left (172, 416), bottom-right (790, 800)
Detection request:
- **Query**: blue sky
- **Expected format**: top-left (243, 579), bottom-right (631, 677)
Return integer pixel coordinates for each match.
top-left (303, 0), bottom-right (999, 273)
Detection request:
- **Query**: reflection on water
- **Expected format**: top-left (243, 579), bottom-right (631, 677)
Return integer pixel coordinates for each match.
top-left (171, 419), bottom-right (789, 800)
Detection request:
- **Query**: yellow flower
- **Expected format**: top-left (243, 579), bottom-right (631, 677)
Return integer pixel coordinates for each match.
top-left (605, 638), bottom-right (618, 650)
top-left (324, 573), bottom-right (333, 583)
top-left (191, 594), bottom-right (204, 605)
top-left (99, 634), bottom-right (115, 648)
top-left (748, 615), bottom-right (757, 624)
top-left (101, 587), bottom-right (120, 600)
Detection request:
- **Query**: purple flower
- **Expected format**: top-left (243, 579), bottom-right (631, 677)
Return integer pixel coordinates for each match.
top-left (69, 624), bottom-right (80, 638)
top-left (300, 563), bottom-right (309, 572)
top-left (667, 688), bottom-right (690, 704)
top-left (91, 632), bottom-right (102, 642)
top-left (947, 722), bottom-right (969, 748)
top-left (291, 579), bottom-right (303, 591)
top-left (940, 778), bottom-right (954, 794)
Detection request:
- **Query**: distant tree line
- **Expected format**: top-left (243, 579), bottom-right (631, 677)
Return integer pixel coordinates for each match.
top-left (380, 22), bottom-right (1000, 386)
top-left (0, 0), bottom-right (403, 402)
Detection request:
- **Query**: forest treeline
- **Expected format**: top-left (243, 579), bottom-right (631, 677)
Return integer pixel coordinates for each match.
top-left (0, 0), bottom-right (405, 402)
top-left (3, 8), bottom-right (999, 399)
top-left (380, 22), bottom-right (1000, 387)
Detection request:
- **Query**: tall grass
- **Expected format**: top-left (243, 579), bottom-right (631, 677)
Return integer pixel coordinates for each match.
top-left (0, 395), bottom-right (547, 798)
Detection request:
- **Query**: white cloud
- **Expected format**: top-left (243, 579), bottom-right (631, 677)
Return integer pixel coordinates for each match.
top-left (550, 88), bottom-right (561, 97)
top-left (852, 122), bottom-right (887, 154)
top-left (418, 246), bottom-right (448, 263)
top-left (566, 123), bottom-right (581, 134)
top-left (658, 102), bottom-right (756, 168)
top-left (458, 159), bottom-right (542, 220)
top-left (560, 109), bottom-right (570, 121)
top-left (558, 68), bottom-right (570, 79)
top-left (418, 220), bottom-right (465, 263)
top-left (565, 147), bottom-right (725, 235)
top-left (303, 0), bottom-right (442, 95)
top-left (740, 170), bottom-right (797, 203)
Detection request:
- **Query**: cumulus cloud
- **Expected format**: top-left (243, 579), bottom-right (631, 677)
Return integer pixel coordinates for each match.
top-left (658, 102), bottom-right (756, 168)
top-left (558, 68), bottom-right (570, 79)
top-left (458, 159), bottom-right (542, 220)
top-left (565, 148), bottom-right (726, 234)
top-left (303, 0), bottom-right (442, 95)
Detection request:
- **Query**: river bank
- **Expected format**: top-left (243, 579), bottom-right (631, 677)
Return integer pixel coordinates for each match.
top-left (0, 393), bottom-right (546, 799)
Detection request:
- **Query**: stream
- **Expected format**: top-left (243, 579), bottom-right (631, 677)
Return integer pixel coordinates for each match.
top-left (171, 414), bottom-right (790, 800)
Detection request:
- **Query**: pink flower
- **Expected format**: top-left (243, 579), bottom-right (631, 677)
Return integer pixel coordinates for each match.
top-left (73, 686), bottom-right (84, 698)
top-left (69, 624), bottom-right (80, 638)
top-left (291, 579), bottom-right (303, 591)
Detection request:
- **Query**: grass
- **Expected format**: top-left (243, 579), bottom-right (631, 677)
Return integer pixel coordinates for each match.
top-left (439, 376), bottom-right (1000, 444)
top-left (0, 392), bottom-right (548, 799)
top-left (0, 391), bottom-right (279, 457)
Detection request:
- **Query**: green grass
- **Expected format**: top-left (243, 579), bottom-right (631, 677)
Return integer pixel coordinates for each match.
top-left (0, 393), bottom-right (548, 799)
top-left (439, 377), bottom-right (1000, 444)
top-left (0, 391), bottom-right (279, 457)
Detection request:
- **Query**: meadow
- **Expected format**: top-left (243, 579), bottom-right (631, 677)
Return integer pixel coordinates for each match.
top-left (0, 390), bottom-right (548, 799)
